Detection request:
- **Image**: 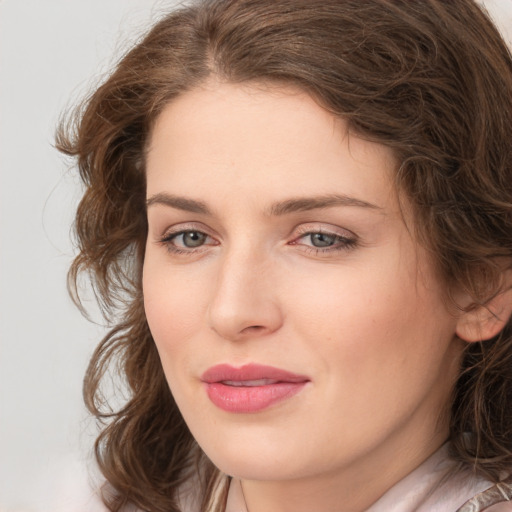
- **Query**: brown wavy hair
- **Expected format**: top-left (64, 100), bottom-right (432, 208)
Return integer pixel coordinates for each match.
top-left (56, 0), bottom-right (512, 510)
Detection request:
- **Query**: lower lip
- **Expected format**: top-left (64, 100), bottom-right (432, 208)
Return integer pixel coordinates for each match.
top-left (205, 381), bottom-right (307, 413)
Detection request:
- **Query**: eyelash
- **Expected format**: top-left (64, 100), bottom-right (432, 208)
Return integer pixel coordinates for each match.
top-left (158, 227), bottom-right (358, 256)
top-left (291, 228), bottom-right (358, 255)
top-left (159, 229), bottom-right (217, 255)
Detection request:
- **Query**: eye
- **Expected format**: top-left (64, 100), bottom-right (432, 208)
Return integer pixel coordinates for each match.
top-left (290, 226), bottom-right (358, 255)
top-left (159, 228), bottom-right (217, 254)
top-left (306, 232), bottom-right (339, 248)
top-left (174, 231), bottom-right (208, 248)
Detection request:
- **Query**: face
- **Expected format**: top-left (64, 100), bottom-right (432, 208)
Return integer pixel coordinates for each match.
top-left (143, 81), bottom-right (463, 487)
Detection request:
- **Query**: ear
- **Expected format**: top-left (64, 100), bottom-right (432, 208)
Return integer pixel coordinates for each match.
top-left (456, 280), bottom-right (512, 343)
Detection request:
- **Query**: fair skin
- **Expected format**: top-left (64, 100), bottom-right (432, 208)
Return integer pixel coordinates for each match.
top-left (143, 80), bottom-right (467, 512)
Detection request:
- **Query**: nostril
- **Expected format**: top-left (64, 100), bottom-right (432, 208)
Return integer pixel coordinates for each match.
top-left (208, 291), bottom-right (283, 341)
top-left (241, 325), bottom-right (266, 334)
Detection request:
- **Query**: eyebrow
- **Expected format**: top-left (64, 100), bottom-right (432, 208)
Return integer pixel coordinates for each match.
top-left (146, 193), bottom-right (210, 214)
top-left (268, 194), bottom-right (382, 215)
top-left (146, 192), bottom-right (382, 215)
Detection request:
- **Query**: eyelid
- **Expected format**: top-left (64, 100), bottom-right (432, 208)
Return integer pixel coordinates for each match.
top-left (155, 221), bottom-right (220, 256)
top-left (153, 220), bottom-right (358, 256)
top-left (292, 222), bottom-right (356, 240)
top-left (157, 221), bottom-right (216, 241)
top-left (288, 222), bottom-right (359, 254)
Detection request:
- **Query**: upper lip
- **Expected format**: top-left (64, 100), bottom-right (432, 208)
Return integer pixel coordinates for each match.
top-left (201, 363), bottom-right (310, 384)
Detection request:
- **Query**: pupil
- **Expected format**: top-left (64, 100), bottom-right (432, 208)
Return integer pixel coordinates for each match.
top-left (311, 233), bottom-right (335, 247)
top-left (184, 231), bottom-right (205, 247)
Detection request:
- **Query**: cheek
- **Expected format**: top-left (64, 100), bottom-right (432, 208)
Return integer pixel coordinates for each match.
top-left (142, 263), bottom-right (211, 417)
top-left (288, 256), bottom-right (407, 349)
top-left (288, 255), bottom-right (453, 390)
top-left (142, 259), bottom-right (206, 360)
top-left (287, 269), bottom-right (457, 455)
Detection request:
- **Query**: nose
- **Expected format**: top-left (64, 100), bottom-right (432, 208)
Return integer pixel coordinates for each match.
top-left (207, 246), bottom-right (283, 342)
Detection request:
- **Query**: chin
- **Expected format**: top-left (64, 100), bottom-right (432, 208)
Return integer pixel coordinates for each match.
top-left (199, 435), bottom-right (321, 481)
top-left (212, 455), bottom-right (301, 481)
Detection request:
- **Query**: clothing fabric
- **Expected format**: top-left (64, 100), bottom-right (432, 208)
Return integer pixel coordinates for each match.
top-left (224, 445), bottom-right (512, 512)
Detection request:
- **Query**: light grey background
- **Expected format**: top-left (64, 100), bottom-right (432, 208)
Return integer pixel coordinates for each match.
top-left (0, 1), bottom-right (511, 511)
top-left (0, 2), bottom-right (181, 510)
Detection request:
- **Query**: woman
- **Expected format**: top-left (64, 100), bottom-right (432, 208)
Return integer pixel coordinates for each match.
top-left (57, 0), bottom-right (512, 511)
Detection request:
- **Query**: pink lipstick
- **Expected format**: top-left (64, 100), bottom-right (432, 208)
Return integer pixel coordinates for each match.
top-left (201, 364), bottom-right (309, 413)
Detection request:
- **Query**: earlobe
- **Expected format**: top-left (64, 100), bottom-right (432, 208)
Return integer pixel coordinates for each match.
top-left (455, 285), bottom-right (512, 343)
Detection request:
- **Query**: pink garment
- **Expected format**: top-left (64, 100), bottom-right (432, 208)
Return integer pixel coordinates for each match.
top-left (225, 445), bottom-right (512, 512)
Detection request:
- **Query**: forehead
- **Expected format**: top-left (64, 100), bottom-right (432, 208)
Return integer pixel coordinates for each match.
top-left (146, 80), bottom-right (398, 211)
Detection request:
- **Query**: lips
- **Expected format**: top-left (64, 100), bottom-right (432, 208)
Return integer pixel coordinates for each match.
top-left (201, 364), bottom-right (310, 413)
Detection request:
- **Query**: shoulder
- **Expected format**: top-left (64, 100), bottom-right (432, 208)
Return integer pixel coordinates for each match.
top-left (456, 479), bottom-right (512, 512)
top-left (483, 504), bottom-right (512, 512)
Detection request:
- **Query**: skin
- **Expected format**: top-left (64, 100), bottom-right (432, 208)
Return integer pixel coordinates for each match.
top-left (143, 80), bottom-right (467, 512)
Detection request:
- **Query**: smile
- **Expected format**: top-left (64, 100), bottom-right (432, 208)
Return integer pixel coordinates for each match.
top-left (201, 364), bottom-right (310, 413)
